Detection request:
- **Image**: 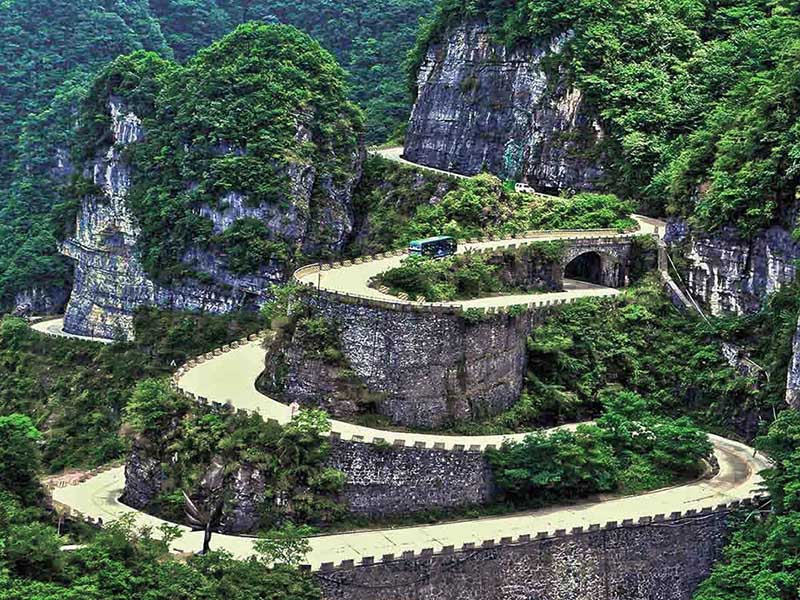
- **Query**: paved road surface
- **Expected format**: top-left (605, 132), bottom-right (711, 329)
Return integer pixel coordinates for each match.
top-left (180, 340), bottom-right (548, 450)
top-left (31, 317), bottom-right (114, 344)
top-left (52, 435), bottom-right (768, 568)
top-left (372, 147), bottom-right (469, 179)
top-left (43, 150), bottom-right (760, 572)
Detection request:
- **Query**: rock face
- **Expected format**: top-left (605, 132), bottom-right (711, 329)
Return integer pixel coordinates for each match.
top-left (405, 22), bottom-right (604, 192)
top-left (666, 220), bottom-right (800, 316)
top-left (13, 286), bottom-right (69, 316)
top-left (274, 295), bottom-right (546, 429)
top-left (787, 315), bottom-right (800, 409)
top-left (62, 97), bottom-right (363, 341)
top-left (120, 439), bottom-right (165, 511)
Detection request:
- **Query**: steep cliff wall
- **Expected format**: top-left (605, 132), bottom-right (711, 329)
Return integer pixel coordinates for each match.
top-left (405, 22), bottom-right (604, 192)
top-left (786, 315), bottom-right (800, 409)
top-left (63, 94), bottom-right (363, 340)
top-left (62, 98), bottom-right (270, 339)
top-left (666, 220), bottom-right (800, 316)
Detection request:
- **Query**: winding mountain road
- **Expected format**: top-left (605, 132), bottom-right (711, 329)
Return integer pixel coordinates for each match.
top-left (31, 317), bottom-right (114, 344)
top-left (51, 434), bottom-right (768, 569)
top-left (39, 151), bottom-right (768, 571)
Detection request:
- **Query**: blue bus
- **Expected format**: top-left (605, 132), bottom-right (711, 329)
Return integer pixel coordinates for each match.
top-left (408, 236), bottom-right (457, 258)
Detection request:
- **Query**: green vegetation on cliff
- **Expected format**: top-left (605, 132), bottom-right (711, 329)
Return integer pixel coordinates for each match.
top-left (376, 254), bottom-right (507, 301)
top-left (449, 276), bottom-right (764, 437)
top-left (0, 0), bottom-right (435, 307)
top-left (414, 0), bottom-right (800, 235)
top-left (0, 311), bottom-right (264, 472)
top-left (0, 493), bottom-right (321, 599)
top-left (125, 381), bottom-right (345, 528)
top-left (352, 164), bottom-right (635, 257)
top-left (400, 174), bottom-right (635, 242)
top-left (75, 24), bottom-right (363, 282)
top-left (0, 382), bottom-right (321, 600)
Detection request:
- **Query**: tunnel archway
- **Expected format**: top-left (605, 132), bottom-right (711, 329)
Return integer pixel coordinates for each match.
top-left (564, 251), bottom-right (604, 285)
top-left (563, 250), bottom-right (626, 287)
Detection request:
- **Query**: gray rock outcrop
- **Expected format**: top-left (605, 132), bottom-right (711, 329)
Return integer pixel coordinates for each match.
top-left (666, 220), bottom-right (800, 316)
top-left (13, 286), bottom-right (69, 316)
top-left (121, 439), bottom-right (165, 511)
top-left (787, 315), bottom-right (800, 409)
top-left (405, 22), bottom-right (604, 192)
top-left (62, 96), bottom-right (364, 341)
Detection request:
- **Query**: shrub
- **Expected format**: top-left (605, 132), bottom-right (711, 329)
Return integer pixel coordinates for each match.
top-left (487, 392), bottom-right (712, 504)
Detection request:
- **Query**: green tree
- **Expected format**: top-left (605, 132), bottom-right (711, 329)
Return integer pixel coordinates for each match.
top-left (0, 415), bottom-right (42, 505)
top-left (124, 379), bottom-right (191, 437)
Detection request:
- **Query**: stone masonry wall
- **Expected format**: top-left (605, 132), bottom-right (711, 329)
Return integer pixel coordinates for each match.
top-left (327, 438), bottom-right (494, 517)
top-left (276, 237), bottom-right (639, 429)
top-left (298, 295), bottom-right (545, 429)
top-left (317, 509), bottom-right (742, 600)
top-left (122, 432), bottom-right (495, 530)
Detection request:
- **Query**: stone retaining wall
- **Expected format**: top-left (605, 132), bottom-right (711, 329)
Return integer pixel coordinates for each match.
top-left (327, 438), bottom-right (493, 517)
top-left (165, 339), bottom-right (500, 523)
top-left (294, 232), bottom-right (644, 317)
top-left (316, 500), bottom-right (763, 600)
top-left (301, 294), bottom-right (545, 429)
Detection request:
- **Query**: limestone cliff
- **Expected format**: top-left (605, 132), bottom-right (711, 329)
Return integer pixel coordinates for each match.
top-left (405, 22), bottom-right (604, 192)
top-left (787, 316), bottom-right (800, 409)
top-left (13, 286), bottom-right (69, 316)
top-left (666, 220), bottom-right (800, 316)
top-left (62, 96), bottom-right (364, 340)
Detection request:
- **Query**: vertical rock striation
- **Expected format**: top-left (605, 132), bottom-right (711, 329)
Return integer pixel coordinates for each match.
top-left (405, 22), bottom-right (604, 192)
top-left (666, 220), bottom-right (800, 316)
top-left (62, 96), bottom-right (364, 341)
top-left (787, 315), bottom-right (800, 409)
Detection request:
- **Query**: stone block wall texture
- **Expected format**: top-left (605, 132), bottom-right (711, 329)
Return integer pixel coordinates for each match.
top-left (317, 512), bottom-right (731, 600)
top-left (327, 439), bottom-right (494, 517)
top-left (302, 294), bottom-right (545, 429)
top-left (275, 238), bottom-right (638, 429)
top-left (123, 434), bottom-right (495, 530)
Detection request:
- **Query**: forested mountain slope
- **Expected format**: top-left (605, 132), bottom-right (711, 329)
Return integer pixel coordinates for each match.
top-left (0, 0), bottom-right (435, 312)
top-left (404, 0), bottom-right (800, 315)
top-left (408, 0), bottom-right (800, 235)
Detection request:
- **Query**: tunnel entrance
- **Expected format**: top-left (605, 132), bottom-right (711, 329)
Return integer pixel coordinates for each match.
top-left (564, 252), bottom-right (604, 285)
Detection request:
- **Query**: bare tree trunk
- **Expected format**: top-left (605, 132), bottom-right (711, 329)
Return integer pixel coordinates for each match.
top-left (203, 523), bottom-right (213, 554)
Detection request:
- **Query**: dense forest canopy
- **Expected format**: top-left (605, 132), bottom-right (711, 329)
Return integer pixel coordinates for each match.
top-left (72, 23), bottom-right (363, 282)
top-left (0, 0), bottom-right (434, 307)
top-left (411, 0), bottom-right (800, 235)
